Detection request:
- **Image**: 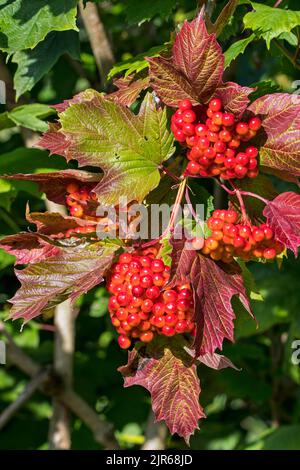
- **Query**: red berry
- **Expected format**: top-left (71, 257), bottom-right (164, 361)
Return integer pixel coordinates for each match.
top-left (118, 335), bottom-right (131, 349)
top-left (236, 122), bottom-right (249, 136)
top-left (246, 146), bottom-right (258, 158)
top-left (248, 117), bottom-right (262, 131)
top-left (162, 325), bottom-right (175, 336)
top-left (140, 331), bottom-right (154, 343)
top-left (219, 130), bottom-right (232, 142)
top-left (209, 98), bottom-right (222, 112)
top-left (146, 286), bottom-right (160, 300)
top-left (222, 113), bottom-right (235, 127)
top-left (263, 248), bottom-right (276, 260)
top-left (174, 129), bottom-right (186, 142)
top-left (179, 99), bottom-right (192, 111)
top-left (182, 123), bottom-right (195, 136)
top-left (235, 165), bottom-right (248, 178)
top-left (163, 290), bottom-right (178, 302)
top-left (187, 161), bottom-right (201, 175)
top-left (182, 109), bottom-right (197, 123)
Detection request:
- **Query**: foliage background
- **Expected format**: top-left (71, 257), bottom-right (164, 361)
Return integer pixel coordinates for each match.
top-left (0, 0), bottom-right (300, 450)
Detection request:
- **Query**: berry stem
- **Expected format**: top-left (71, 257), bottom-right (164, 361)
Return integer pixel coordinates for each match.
top-left (214, 178), bottom-right (236, 195)
top-left (161, 165), bottom-right (182, 183)
top-left (166, 178), bottom-right (187, 235)
top-left (185, 187), bottom-right (203, 225)
top-left (239, 191), bottom-right (269, 205)
top-left (230, 181), bottom-right (249, 223)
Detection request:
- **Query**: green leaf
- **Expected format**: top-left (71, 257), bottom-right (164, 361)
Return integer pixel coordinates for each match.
top-left (124, 0), bottom-right (176, 25)
top-left (0, 0), bottom-right (78, 54)
top-left (249, 80), bottom-right (280, 101)
top-left (0, 148), bottom-right (66, 174)
top-left (0, 248), bottom-right (14, 270)
top-left (1, 104), bottom-right (56, 132)
top-left (12, 31), bottom-right (80, 100)
top-left (224, 33), bottom-right (256, 68)
top-left (243, 3), bottom-right (300, 48)
top-left (261, 425), bottom-right (300, 450)
top-left (58, 92), bottom-right (175, 205)
top-left (107, 45), bottom-right (167, 80)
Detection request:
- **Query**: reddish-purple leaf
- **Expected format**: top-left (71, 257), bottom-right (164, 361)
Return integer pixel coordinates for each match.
top-left (3, 170), bottom-right (101, 205)
top-left (119, 338), bottom-right (205, 443)
top-left (52, 89), bottom-right (102, 113)
top-left (0, 233), bottom-right (61, 265)
top-left (213, 82), bottom-right (254, 119)
top-left (26, 209), bottom-right (97, 236)
top-left (185, 348), bottom-right (238, 371)
top-left (263, 192), bottom-right (300, 256)
top-left (248, 93), bottom-right (300, 180)
top-left (8, 244), bottom-right (118, 323)
top-left (37, 123), bottom-right (69, 157)
top-left (107, 76), bottom-right (150, 107)
top-left (172, 14), bottom-right (224, 103)
top-left (148, 14), bottom-right (224, 106)
top-left (190, 255), bottom-right (252, 355)
top-left (169, 235), bottom-right (196, 285)
top-left (148, 56), bottom-right (200, 107)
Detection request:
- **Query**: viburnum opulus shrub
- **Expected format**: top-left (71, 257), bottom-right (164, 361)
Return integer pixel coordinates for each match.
top-left (1, 13), bottom-right (300, 443)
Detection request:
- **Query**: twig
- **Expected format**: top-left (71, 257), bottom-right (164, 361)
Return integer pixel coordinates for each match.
top-left (230, 181), bottom-right (249, 223)
top-left (79, 1), bottom-right (115, 89)
top-left (48, 299), bottom-right (74, 450)
top-left (0, 321), bottom-right (118, 449)
top-left (273, 39), bottom-right (300, 70)
top-left (0, 369), bottom-right (49, 430)
top-left (141, 410), bottom-right (167, 450)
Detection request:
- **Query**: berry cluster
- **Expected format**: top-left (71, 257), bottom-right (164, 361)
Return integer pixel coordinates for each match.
top-left (201, 209), bottom-right (283, 262)
top-left (107, 247), bottom-right (195, 349)
top-left (64, 182), bottom-right (99, 237)
top-left (171, 98), bottom-right (262, 180)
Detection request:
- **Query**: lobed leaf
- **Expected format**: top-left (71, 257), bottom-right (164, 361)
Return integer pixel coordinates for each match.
top-left (57, 92), bottom-right (175, 205)
top-left (0, 0), bottom-right (78, 54)
top-left (0, 232), bottom-right (61, 265)
top-left (148, 13), bottom-right (224, 106)
top-left (243, 2), bottom-right (300, 49)
top-left (224, 34), bottom-right (256, 69)
top-left (119, 337), bottom-right (205, 443)
top-left (107, 76), bottom-right (150, 107)
top-left (263, 192), bottom-right (300, 257)
top-left (213, 81), bottom-right (254, 119)
top-left (248, 93), bottom-right (300, 181)
top-left (7, 243), bottom-right (118, 323)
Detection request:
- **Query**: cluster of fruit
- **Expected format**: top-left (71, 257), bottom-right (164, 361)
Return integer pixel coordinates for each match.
top-left (171, 98), bottom-right (262, 180)
top-left (64, 182), bottom-right (100, 237)
top-left (201, 209), bottom-right (283, 262)
top-left (107, 247), bottom-right (196, 349)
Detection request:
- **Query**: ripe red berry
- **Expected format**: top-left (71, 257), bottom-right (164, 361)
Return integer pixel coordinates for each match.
top-left (182, 109), bottom-right (197, 123)
top-left (118, 335), bottom-right (131, 349)
top-left (179, 99), bottom-right (192, 111)
top-left (209, 98), bottom-right (222, 112)
top-left (236, 122), bottom-right (249, 136)
top-left (222, 113), bottom-right (235, 127)
top-left (187, 161), bottom-right (201, 175)
top-left (248, 117), bottom-right (262, 131)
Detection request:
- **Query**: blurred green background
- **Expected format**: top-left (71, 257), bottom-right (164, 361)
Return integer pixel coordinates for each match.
top-left (0, 0), bottom-right (300, 450)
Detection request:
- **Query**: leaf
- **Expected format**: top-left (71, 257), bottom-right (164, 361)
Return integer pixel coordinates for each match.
top-left (263, 192), bottom-right (300, 256)
top-left (57, 92), bottom-right (175, 205)
top-left (0, 233), bottom-right (61, 265)
top-left (213, 82), bottom-right (254, 119)
top-left (0, 248), bottom-right (15, 270)
top-left (190, 255), bottom-right (252, 355)
top-left (12, 30), bottom-right (80, 100)
top-left (224, 33), bottom-right (256, 68)
top-left (124, 0), bottom-right (176, 24)
top-left (172, 13), bottom-right (224, 103)
top-left (249, 80), bottom-right (280, 102)
top-left (147, 56), bottom-right (200, 107)
top-left (107, 76), bottom-right (150, 107)
top-left (0, 0), bottom-right (78, 54)
top-left (243, 2), bottom-right (300, 49)
top-left (26, 209), bottom-right (98, 236)
top-left (119, 337), bottom-right (205, 443)
top-left (248, 93), bottom-right (300, 180)
top-left (169, 234), bottom-right (196, 285)
top-left (3, 104), bottom-right (55, 132)
top-left (195, 351), bottom-right (238, 371)
top-left (107, 45), bottom-right (167, 80)
top-left (7, 244), bottom-right (118, 323)
top-left (149, 14), bottom-right (224, 106)
top-left (3, 169), bottom-right (101, 205)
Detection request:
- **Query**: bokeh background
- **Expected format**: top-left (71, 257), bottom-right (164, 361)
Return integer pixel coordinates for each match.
top-left (0, 0), bottom-right (300, 450)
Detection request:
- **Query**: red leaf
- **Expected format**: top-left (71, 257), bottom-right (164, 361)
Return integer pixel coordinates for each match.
top-left (185, 349), bottom-right (238, 371)
top-left (26, 209), bottom-right (97, 236)
top-left (248, 93), bottom-right (300, 180)
top-left (37, 123), bottom-right (69, 157)
top-left (148, 56), bottom-right (200, 107)
top-left (8, 244), bottom-right (118, 323)
top-left (263, 192), bottom-right (300, 256)
top-left (213, 82), bottom-right (254, 119)
top-left (119, 337), bottom-right (205, 443)
top-left (52, 88), bottom-right (101, 113)
top-left (0, 233), bottom-right (61, 265)
top-left (169, 235), bottom-right (196, 285)
top-left (107, 76), bottom-right (150, 106)
top-left (172, 13), bottom-right (224, 102)
top-left (3, 170), bottom-right (101, 205)
top-left (190, 255), bottom-right (252, 355)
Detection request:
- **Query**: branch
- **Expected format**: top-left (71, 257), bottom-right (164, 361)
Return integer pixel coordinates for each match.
top-left (209, 0), bottom-right (239, 37)
top-left (48, 299), bottom-right (74, 450)
top-left (79, 1), bottom-right (115, 89)
top-left (0, 321), bottom-right (118, 449)
top-left (273, 39), bottom-right (300, 70)
top-left (0, 369), bottom-right (49, 431)
top-left (141, 410), bottom-right (167, 450)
